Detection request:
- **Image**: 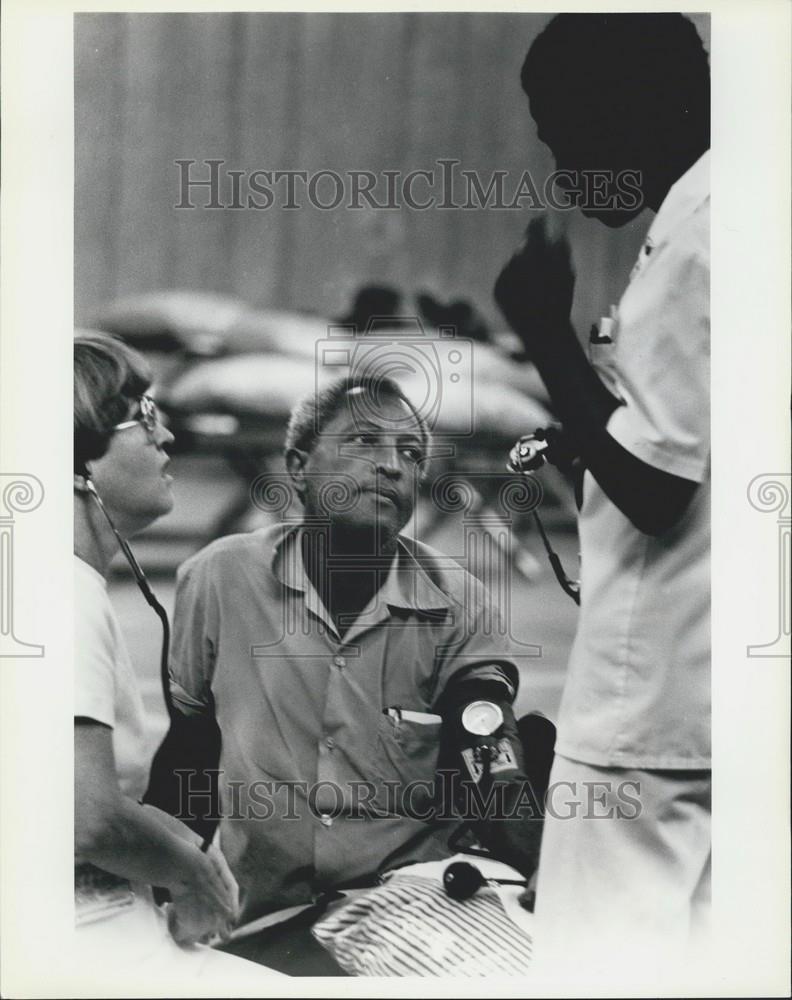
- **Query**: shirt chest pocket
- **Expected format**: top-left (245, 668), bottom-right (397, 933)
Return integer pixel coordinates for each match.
top-left (373, 712), bottom-right (442, 795)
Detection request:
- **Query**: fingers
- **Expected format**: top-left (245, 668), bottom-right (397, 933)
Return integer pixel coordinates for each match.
top-left (167, 898), bottom-right (234, 948)
top-left (520, 216), bottom-right (573, 269)
top-left (198, 870), bottom-right (235, 921)
top-left (197, 920), bottom-right (233, 947)
top-left (167, 903), bottom-right (197, 947)
top-left (549, 234), bottom-right (575, 280)
top-left (166, 849), bottom-right (239, 946)
top-left (523, 214), bottom-right (549, 246)
top-left (494, 213), bottom-right (576, 345)
top-left (215, 919), bottom-right (235, 945)
top-left (206, 845), bottom-right (240, 920)
top-left (497, 218), bottom-right (573, 307)
top-left (522, 213), bottom-right (565, 250)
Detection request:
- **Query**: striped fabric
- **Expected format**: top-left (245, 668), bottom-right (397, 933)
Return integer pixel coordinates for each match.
top-left (312, 872), bottom-right (533, 977)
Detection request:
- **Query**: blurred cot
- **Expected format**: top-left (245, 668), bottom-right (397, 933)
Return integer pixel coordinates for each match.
top-left (84, 286), bottom-right (576, 579)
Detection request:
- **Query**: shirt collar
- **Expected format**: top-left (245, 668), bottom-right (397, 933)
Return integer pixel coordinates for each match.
top-left (645, 150), bottom-right (710, 249)
top-left (271, 524), bottom-right (451, 614)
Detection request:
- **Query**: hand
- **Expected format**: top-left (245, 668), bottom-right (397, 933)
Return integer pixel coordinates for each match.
top-left (494, 216), bottom-right (576, 357)
top-left (537, 424), bottom-right (581, 472)
top-left (167, 843), bottom-right (240, 947)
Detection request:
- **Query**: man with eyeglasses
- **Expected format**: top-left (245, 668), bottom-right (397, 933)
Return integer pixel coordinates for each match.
top-left (157, 374), bottom-right (537, 950)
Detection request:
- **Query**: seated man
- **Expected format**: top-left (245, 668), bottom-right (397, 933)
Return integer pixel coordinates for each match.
top-left (161, 374), bottom-right (535, 923)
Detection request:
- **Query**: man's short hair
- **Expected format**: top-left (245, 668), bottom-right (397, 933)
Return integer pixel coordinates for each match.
top-left (285, 374), bottom-right (431, 460)
top-left (522, 14), bottom-right (710, 139)
top-left (74, 330), bottom-right (151, 474)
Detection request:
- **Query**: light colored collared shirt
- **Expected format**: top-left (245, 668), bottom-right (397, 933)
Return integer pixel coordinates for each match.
top-left (557, 151), bottom-right (710, 769)
top-left (169, 523), bottom-right (519, 919)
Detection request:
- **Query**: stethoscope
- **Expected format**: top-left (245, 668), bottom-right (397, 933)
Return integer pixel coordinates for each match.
top-left (84, 478), bottom-right (173, 712)
top-left (507, 431), bottom-right (581, 605)
top-left (83, 477), bottom-right (213, 857)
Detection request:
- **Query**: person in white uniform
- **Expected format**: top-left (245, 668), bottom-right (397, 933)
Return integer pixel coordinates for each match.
top-left (494, 14), bottom-right (711, 981)
top-left (73, 331), bottom-right (279, 993)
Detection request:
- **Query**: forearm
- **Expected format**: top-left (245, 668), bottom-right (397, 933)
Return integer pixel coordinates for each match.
top-left (578, 428), bottom-right (698, 534)
top-left (140, 802), bottom-right (204, 848)
top-left (530, 325), bottom-right (697, 535)
top-left (76, 793), bottom-right (203, 892)
top-left (531, 322), bottom-right (621, 435)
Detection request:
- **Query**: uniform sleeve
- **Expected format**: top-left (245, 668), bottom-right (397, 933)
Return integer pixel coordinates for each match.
top-left (169, 553), bottom-right (219, 716)
top-left (607, 217), bottom-right (710, 483)
top-left (74, 584), bottom-right (117, 727)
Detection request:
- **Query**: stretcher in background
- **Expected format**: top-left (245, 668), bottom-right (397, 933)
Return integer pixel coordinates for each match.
top-left (84, 288), bottom-right (577, 578)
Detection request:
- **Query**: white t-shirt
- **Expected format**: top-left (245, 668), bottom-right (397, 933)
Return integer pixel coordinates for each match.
top-left (74, 556), bottom-right (151, 800)
top-left (556, 151), bottom-right (710, 770)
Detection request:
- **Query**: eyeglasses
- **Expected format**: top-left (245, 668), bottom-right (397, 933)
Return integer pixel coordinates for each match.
top-left (111, 395), bottom-right (161, 437)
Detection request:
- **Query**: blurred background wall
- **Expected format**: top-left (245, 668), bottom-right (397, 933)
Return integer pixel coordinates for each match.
top-left (75, 11), bottom-right (709, 330)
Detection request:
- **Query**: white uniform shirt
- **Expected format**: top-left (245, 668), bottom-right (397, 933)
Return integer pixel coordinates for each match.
top-left (74, 556), bottom-right (151, 800)
top-left (556, 151), bottom-right (710, 769)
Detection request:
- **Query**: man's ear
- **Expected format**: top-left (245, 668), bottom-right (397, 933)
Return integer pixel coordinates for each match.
top-left (285, 448), bottom-right (308, 498)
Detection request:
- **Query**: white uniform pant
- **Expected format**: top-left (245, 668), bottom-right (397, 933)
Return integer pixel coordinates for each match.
top-left (534, 755), bottom-right (711, 987)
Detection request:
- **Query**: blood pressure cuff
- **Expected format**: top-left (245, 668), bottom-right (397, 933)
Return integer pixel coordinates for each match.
top-left (436, 676), bottom-right (555, 879)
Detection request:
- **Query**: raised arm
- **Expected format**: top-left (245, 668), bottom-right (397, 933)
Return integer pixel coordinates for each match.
top-left (494, 218), bottom-right (700, 536)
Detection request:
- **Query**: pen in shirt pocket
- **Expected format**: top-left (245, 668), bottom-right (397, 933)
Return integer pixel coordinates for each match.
top-left (383, 706), bottom-right (442, 727)
top-left (383, 706), bottom-right (402, 730)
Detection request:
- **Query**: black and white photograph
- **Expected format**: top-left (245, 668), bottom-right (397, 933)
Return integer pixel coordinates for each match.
top-left (0, 2), bottom-right (789, 996)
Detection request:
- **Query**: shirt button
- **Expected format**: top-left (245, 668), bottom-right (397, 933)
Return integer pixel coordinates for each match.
top-left (319, 813), bottom-right (333, 827)
top-left (333, 656), bottom-right (346, 668)
top-left (325, 737), bottom-right (335, 750)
